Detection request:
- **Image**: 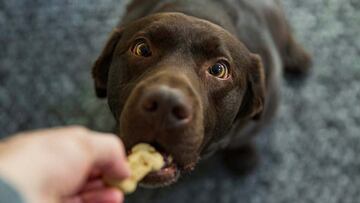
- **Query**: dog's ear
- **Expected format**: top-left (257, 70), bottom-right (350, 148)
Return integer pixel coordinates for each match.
top-left (92, 28), bottom-right (122, 98)
top-left (237, 54), bottom-right (266, 120)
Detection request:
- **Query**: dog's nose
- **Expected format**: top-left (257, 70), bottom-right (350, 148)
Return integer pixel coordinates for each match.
top-left (140, 85), bottom-right (192, 127)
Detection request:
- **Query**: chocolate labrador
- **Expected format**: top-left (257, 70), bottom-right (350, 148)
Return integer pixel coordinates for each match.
top-left (92, 0), bottom-right (311, 187)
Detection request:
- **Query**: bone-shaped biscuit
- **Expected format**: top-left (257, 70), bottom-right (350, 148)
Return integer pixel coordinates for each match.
top-left (105, 143), bottom-right (164, 194)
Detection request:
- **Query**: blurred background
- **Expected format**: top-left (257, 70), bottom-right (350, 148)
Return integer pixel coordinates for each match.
top-left (0, 0), bottom-right (359, 202)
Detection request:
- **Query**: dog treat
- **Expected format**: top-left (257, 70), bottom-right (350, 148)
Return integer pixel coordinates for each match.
top-left (105, 143), bottom-right (164, 194)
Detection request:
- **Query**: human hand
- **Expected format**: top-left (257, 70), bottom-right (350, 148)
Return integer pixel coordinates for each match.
top-left (0, 126), bottom-right (130, 203)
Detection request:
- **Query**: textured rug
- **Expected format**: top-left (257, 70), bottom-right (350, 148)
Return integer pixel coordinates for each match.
top-left (1, 0), bottom-right (359, 202)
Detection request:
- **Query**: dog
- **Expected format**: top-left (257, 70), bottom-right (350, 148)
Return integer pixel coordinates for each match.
top-left (92, 0), bottom-right (311, 187)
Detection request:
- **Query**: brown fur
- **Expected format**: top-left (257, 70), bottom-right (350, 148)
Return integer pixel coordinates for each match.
top-left (92, 0), bottom-right (311, 186)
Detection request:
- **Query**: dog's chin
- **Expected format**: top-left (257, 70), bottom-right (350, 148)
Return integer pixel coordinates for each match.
top-left (140, 162), bottom-right (180, 188)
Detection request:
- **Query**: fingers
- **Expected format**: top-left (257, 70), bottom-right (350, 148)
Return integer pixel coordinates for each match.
top-left (84, 132), bottom-right (131, 181)
top-left (66, 188), bottom-right (123, 203)
top-left (80, 180), bottom-right (105, 192)
top-left (81, 188), bottom-right (123, 203)
top-left (44, 126), bottom-right (131, 181)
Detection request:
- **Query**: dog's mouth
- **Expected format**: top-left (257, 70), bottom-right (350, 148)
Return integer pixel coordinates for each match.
top-left (127, 142), bottom-right (181, 187)
top-left (141, 151), bottom-right (180, 187)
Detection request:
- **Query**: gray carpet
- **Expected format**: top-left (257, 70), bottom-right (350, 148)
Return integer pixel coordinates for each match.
top-left (1, 0), bottom-right (359, 202)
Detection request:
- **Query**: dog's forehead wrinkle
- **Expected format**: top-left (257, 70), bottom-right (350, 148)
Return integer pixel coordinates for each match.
top-left (190, 38), bottom-right (232, 61)
top-left (143, 17), bottom-right (193, 40)
top-left (144, 16), bottom-right (223, 42)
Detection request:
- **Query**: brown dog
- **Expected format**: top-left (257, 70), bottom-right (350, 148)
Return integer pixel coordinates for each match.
top-left (92, 0), bottom-right (311, 187)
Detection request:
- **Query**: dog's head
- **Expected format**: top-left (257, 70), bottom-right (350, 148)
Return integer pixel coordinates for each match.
top-left (92, 12), bottom-right (265, 187)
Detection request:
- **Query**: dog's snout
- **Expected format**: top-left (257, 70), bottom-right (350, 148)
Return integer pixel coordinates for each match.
top-left (140, 85), bottom-right (192, 127)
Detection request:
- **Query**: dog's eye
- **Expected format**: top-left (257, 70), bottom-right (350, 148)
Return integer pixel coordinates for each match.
top-left (132, 40), bottom-right (152, 57)
top-left (208, 61), bottom-right (229, 79)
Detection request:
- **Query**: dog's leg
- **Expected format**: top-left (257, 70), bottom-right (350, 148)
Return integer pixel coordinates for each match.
top-left (222, 142), bottom-right (259, 175)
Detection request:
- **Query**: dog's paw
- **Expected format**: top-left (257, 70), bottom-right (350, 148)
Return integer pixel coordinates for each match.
top-left (283, 38), bottom-right (313, 77)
